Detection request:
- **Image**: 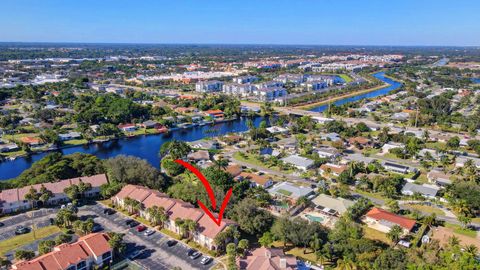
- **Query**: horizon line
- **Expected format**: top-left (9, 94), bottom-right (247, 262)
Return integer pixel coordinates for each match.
top-left (0, 41), bottom-right (479, 48)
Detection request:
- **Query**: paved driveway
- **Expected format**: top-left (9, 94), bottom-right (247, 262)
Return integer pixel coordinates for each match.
top-left (80, 203), bottom-right (216, 270)
top-left (0, 208), bottom-right (57, 242)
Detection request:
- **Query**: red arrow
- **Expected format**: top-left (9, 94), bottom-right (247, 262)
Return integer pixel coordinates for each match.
top-left (174, 159), bottom-right (233, 226)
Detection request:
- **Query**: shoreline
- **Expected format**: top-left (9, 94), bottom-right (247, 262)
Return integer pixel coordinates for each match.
top-left (293, 71), bottom-right (400, 110)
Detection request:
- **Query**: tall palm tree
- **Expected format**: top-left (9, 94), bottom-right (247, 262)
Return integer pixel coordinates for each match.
top-left (24, 186), bottom-right (39, 209)
top-left (78, 180), bottom-right (92, 200)
top-left (146, 206), bottom-right (167, 228)
top-left (387, 225), bottom-right (403, 246)
top-left (175, 218), bottom-right (186, 238)
top-left (214, 156), bottom-right (229, 170)
top-left (464, 244), bottom-right (478, 255)
top-left (336, 257), bottom-right (357, 270)
top-left (184, 219), bottom-right (198, 241)
top-left (38, 185), bottom-right (53, 206)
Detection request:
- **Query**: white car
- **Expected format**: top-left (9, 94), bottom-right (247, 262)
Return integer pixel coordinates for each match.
top-left (144, 229), bottom-right (155, 236)
top-left (200, 256), bottom-right (212, 265)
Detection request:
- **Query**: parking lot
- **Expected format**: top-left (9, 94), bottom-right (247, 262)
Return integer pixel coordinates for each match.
top-left (0, 202), bottom-right (218, 270)
top-left (0, 208), bottom-right (57, 242)
top-left (80, 203), bottom-right (216, 270)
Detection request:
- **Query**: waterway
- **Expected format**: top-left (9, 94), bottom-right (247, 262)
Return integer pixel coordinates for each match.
top-left (472, 78), bottom-right (480, 84)
top-left (308, 72), bottom-right (403, 112)
top-left (0, 71), bottom-right (402, 180)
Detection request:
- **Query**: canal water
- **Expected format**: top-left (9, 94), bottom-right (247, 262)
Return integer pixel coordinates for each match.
top-left (0, 72), bottom-right (401, 180)
top-left (308, 72), bottom-right (402, 113)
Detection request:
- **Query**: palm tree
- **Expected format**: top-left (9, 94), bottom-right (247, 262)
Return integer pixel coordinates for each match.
top-left (24, 186), bottom-right (39, 209)
top-left (175, 218), bottom-right (187, 238)
top-left (464, 244), bottom-right (478, 255)
top-left (55, 209), bottom-right (76, 228)
top-left (77, 180), bottom-right (92, 200)
top-left (123, 197), bottom-right (135, 214)
top-left (447, 236), bottom-right (460, 248)
top-left (146, 206), bottom-right (167, 228)
top-left (38, 185), bottom-right (53, 207)
top-left (184, 219), bottom-right (198, 241)
top-left (387, 225), bottom-right (403, 246)
top-left (214, 156), bottom-right (229, 170)
top-left (336, 257), bottom-right (357, 270)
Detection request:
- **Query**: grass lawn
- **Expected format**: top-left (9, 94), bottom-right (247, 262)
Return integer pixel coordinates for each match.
top-left (0, 149), bottom-right (26, 158)
top-left (3, 133), bottom-right (39, 142)
top-left (338, 74), bottom-right (353, 83)
top-left (272, 241), bottom-right (323, 264)
top-left (404, 204), bottom-right (445, 216)
top-left (232, 152), bottom-right (294, 174)
top-left (0, 226), bottom-right (61, 255)
top-left (363, 226), bottom-right (392, 245)
top-left (63, 139), bottom-right (88, 146)
top-left (354, 189), bottom-right (387, 201)
top-left (445, 223), bottom-right (478, 238)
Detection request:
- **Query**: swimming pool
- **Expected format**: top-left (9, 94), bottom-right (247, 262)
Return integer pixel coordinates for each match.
top-left (305, 214), bottom-right (325, 223)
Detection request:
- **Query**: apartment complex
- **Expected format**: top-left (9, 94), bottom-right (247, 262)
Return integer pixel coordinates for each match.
top-left (0, 174), bottom-right (108, 214)
top-left (113, 185), bottom-right (237, 250)
top-left (12, 233), bottom-right (112, 270)
top-left (195, 80), bottom-right (224, 93)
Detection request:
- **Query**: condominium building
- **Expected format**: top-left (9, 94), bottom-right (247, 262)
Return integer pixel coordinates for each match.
top-left (195, 80), bottom-right (224, 93)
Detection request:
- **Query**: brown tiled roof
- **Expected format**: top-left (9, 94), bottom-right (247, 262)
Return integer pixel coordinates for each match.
top-left (197, 214), bottom-right (236, 239)
top-left (236, 172), bottom-right (270, 186)
top-left (224, 164), bottom-right (242, 177)
top-left (167, 200), bottom-right (204, 222)
top-left (348, 136), bottom-right (370, 145)
top-left (12, 233), bottom-right (111, 270)
top-left (320, 163), bottom-right (347, 175)
top-left (70, 174), bottom-right (108, 188)
top-left (238, 247), bottom-right (297, 270)
top-left (142, 192), bottom-right (176, 211)
top-left (366, 207), bottom-right (416, 231)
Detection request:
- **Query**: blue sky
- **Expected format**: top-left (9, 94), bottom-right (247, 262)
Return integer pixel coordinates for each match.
top-left (1, 0), bottom-right (479, 46)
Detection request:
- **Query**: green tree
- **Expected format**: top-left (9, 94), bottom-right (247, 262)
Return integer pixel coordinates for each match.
top-left (107, 232), bottom-right (126, 256)
top-left (38, 239), bottom-right (56, 255)
top-left (14, 250), bottom-right (35, 260)
top-left (386, 225), bottom-right (403, 246)
top-left (259, 231), bottom-right (274, 248)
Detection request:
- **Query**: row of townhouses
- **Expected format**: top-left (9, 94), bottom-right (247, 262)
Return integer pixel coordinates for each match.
top-left (113, 185), bottom-right (237, 251)
top-left (0, 174), bottom-right (108, 214)
top-left (12, 233), bottom-right (112, 270)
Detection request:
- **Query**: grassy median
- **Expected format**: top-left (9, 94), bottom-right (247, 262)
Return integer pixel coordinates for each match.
top-left (0, 226), bottom-right (61, 255)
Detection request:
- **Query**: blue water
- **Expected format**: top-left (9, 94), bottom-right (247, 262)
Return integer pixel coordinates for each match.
top-left (472, 78), bottom-right (480, 84)
top-left (0, 117), bottom-right (265, 180)
top-left (0, 72), bottom-right (401, 180)
top-left (308, 72), bottom-right (402, 112)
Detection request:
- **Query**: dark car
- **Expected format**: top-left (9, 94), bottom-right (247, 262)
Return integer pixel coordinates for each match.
top-left (189, 251), bottom-right (202, 260)
top-left (125, 219), bottom-right (135, 225)
top-left (166, 240), bottom-right (178, 247)
top-left (49, 218), bottom-right (55, 225)
top-left (103, 208), bottom-right (115, 215)
top-left (92, 224), bottom-right (103, 232)
top-left (15, 226), bottom-right (30, 235)
top-left (186, 248), bottom-right (196, 256)
top-left (0, 222), bottom-right (4, 227)
top-left (128, 221), bottom-right (139, 228)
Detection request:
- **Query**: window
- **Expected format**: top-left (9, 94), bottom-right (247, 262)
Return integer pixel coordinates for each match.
top-left (66, 266), bottom-right (75, 270)
top-left (77, 260), bottom-right (87, 270)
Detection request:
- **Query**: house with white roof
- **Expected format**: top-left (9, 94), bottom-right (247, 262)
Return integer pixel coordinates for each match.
top-left (281, 154), bottom-right (315, 171)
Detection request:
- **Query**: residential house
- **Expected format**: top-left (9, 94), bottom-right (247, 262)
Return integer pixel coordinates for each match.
top-left (140, 120), bottom-right (159, 129)
top-left (281, 154), bottom-right (315, 171)
top-left (364, 207), bottom-right (416, 235)
top-left (204, 109), bottom-right (224, 120)
top-left (321, 132), bottom-right (342, 142)
top-left (316, 146), bottom-right (341, 160)
top-left (455, 156), bottom-right (480, 168)
top-left (238, 247), bottom-right (297, 270)
top-left (190, 140), bottom-right (220, 150)
top-left (348, 136), bottom-right (371, 148)
top-left (401, 183), bottom-right (439, 199)
top-left (268, 182), bottom-right (314, 204)
top-left (235, 172), bottom-right (273, 189)
top-left (117, 123), bottom-right (137, 132)
top-left (187, 150), bottom-right (211, 163)
top-left (259, 147), bottom-right (281, 157)
top-left (59, 131), bottom-right (82, 141)
top-left (12, 233), bottom-right (112, 270)
top-left (266, 126), bottom-right (289, 134)
top-left (319, 163), bottom-right (347, 177)
top-left (381, 142), bottom-right (405, 154)
top-left (0, 143), bottom-right (19, 152)
top-left (383, 162), bottom-right (415, 174)
top-left (20, 136), bottom-right (43, 146)
top-left (427, 169), bottom-right (452, 187)
top-left (312, 194), bottom-right (355, 216)
top-left (224, 164), bottom-right (242, 177)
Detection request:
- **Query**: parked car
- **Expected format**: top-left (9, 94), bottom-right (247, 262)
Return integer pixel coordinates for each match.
top-left (0, 222), bottom-right (4, 227)
top-left (92, 224), bottom-right (103, 232)
top-left (128, 220), bottom-right (139, 228)
top-left (125, 219), bottom-right (135, 226)
top-left (189, 251), bottom-right (202, 260)
top-left (103, 208), bottom-right (115, 215)
top-left (49, 218), bottom-right (55, 225)
top-left (200, 256), bottom-right (212, 265)
top-left (144, 229), bottom-right (155, 236)
top-left (136, 225), bottom-right (147, 232)
top-left (166, 240), bottom-right (178, 247)
top-left (128, 250), bottom-right (144, 260)
top-left (186, 248), bottom-right (196, 256)
top-left (15, 226), bottom-right (30, 235)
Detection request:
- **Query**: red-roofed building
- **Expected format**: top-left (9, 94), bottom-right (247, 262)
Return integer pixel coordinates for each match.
top-left (238, 247), bottom-right (297, 270)
top-left (12, 233), bottom-right (112, 270)
top-left (364, 207), bottom-right (416, 235)
top-left (0, 174), bottom-right (108, 214)
top-left (117, 123), bottom-right (137, 132)
top-left (204, 109), bottom-right (224, 119)
top-left (20, 136), bottom-right (44, 146)
top-left (113, 185), bottom-right (237, 250)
